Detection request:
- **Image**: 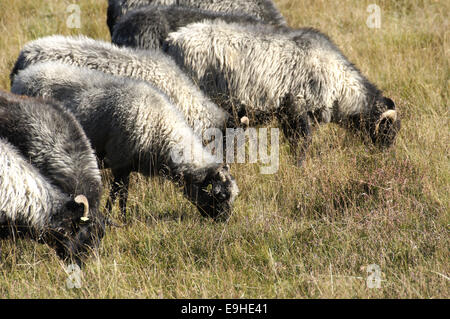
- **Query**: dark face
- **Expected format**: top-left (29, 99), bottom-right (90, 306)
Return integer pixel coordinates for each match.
top-left (348, 96), bottom-right (401, 148)
top-left (49, 200), bottom-right (106, 265)
top-left (183, 165), bottom-right (239, 221)
top-left (368, 97), bottom-right (401, 148)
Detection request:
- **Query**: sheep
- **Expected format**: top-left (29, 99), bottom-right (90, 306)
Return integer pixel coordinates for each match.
top-left (107, 0), bottom-right (287, 35)
top-left (0, 90), bottom-right (104, 222)
top-left (164, 21), bottom-right (401, 162)
top-left (11, 62), bottom-right (239, 221)
top-left (0, 139), bottom-right (103, 264)
top-left (112, 5), bottom-right (265, 50)
top-left (10, 35), bottom-right (229, 143)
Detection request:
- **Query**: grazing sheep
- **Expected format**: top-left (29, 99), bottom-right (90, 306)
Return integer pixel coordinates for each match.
top-left (0, 90), bottom-right (103, 220)
top-left (107, 0), bottom-right (286, 35)
top-left (112, 5), bottom-right (263, 50)
top-left (10, 35), bottom-right (229, 142)
top-left (165, 21), bottom-right (401, 161)
top-left (12, 62), bottom-right (239, 220)
top-left (0, 139), bottom-right (103, 264)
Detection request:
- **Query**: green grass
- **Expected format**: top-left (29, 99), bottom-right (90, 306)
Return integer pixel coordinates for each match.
top-left (0, 0), bottom-right (448, 298)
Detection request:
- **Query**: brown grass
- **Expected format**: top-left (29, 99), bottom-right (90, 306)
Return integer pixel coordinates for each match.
top-left (0, 0), bottom-right (448, 298)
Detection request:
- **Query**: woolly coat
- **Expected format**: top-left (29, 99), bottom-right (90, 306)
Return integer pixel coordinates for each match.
top-left (165, 21), bottom-right (400, 147)
top-left (0, 139), bottom-right (103, 262)
top-left (0, 90), bottom-right (102, 215)
top-left (12, 62), bottom-right (239, 219)
top-left (107, 0), bottom-right (286, 34)
top-left (0, 139), bottom-right (70, 231)
top-left (112, 5), bottom-right (266, 50)
top-left (10, 35), bottom-right (228, 142)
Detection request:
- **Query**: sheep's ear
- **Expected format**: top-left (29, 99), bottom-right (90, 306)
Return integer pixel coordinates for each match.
top-left (383, 97), bottom-right (395, 110)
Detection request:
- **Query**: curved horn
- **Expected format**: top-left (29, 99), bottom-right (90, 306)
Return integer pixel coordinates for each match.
top-left (380, 110), bottom-right (398, 122)
top-left (74, 195), bottom-right (89, 221)
top-left (240, 116), bottom-right (249, 127)
top-left (375, 110), bottom-right (397, 134)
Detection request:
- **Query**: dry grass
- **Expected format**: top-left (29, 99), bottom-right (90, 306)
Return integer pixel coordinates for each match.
top-left (0, 0), bottom-right (448, 298)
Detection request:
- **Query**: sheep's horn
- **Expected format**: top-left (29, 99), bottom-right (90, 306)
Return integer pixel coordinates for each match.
top-left (375, 110), bottom-right (397, 134)
top-left (75, 195), bottom-right (89, 221)
top-left (240, 116), bottom-right (249, 127)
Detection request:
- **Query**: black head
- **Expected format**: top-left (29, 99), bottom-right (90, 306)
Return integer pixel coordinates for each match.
top-left (368, 97), bottom-right (401, 147)
top-left (48, 195), bottom-right (106, 265)
top-left (348, 96), bottom-right (401, 148)
top-left (183, 164), bottom-right (239, 221)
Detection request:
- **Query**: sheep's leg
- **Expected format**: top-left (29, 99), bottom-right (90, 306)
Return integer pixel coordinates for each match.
top-left (105, 187), bottom-right (116, 213)
top-left (117, 173), bottom-right (131, 218)
top-left (106, 168), bottom-right (131, 218)
top-left (277, 94), bottom-right (313, 165)
top-left (297, 114), bottom-right (313, 165)
top-left (281, 113), bottom-right (312, 165)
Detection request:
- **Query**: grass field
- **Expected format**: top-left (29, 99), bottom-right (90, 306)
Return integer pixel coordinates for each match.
top-left (0, 0), bottom-right (448, 298)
